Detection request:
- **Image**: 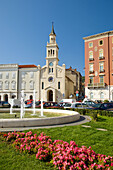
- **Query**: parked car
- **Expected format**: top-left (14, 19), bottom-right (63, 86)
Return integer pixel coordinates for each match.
top-left (0, 101), bottom-right (11, 108)
top-left (91, 102), bottom-right (113, 111)
top-left (82, 100), bottom-right (96, 107)
top-left (64, 102), bottom-right (89, 109)
top-left (25, 99), bottom-right (33, 105)
top-left (43, 102), bottom-right (63, 109)
top-left (25, 103), bottom-right (33, 108)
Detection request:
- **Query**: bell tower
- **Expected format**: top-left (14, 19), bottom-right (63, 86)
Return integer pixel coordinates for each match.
top-left (46, 23), bottom-right (59, 67)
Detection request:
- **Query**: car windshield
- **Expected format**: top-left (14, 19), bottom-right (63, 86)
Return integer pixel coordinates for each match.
top-left (92, 103), bottom-right (101, 108)
top-left (65, 103), bottom-right (72, 107)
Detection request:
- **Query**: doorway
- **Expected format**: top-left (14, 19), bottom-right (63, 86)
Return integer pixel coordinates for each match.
top-left (4, 94), bottom-right (8, 102)
top-left (30, 95), bottom-right (33, 100)
top-left (48, 90), bottom-right (53, 101)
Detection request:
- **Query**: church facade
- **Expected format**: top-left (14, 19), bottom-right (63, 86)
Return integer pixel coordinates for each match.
top-left (0, 25), bottom-right (82, 103)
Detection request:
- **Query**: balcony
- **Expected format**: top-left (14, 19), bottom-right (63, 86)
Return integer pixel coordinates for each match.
top-left (88, 83), bottom-right (106, 88)
top-left (89, 70), bottom-right (94, 74)
top-left (99, 56), bottom-right (105, 60)
top-left (99, 69), bottom-right (105, 73)
top-left (89, 58), bottom-right (94, 61)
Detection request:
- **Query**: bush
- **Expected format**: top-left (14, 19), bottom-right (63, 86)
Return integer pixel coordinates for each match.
top-left (104, 99), bottom-right (109, 103)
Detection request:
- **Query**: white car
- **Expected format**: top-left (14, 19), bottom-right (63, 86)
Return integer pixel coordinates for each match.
top-left (64, 102), bottom-right (89, 109)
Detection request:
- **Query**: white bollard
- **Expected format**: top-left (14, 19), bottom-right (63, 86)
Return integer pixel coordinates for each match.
top-left (41, 98), bottom-right (43, 117)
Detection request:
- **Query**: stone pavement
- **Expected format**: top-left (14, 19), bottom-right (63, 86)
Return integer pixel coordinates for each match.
top-left (0, 115), bottom-right (91, 132)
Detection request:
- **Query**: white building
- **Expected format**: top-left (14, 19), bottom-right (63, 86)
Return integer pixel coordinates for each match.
top-left (0, 25), bottom-right (82, 103)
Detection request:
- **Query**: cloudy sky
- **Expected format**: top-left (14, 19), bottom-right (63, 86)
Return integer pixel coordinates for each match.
top-left (0, 0), bottom-right (113, 75)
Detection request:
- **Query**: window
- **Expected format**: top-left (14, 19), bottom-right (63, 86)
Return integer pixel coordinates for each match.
top-left (52, 68), bottom-right (53, 72)
top-left (112, 37), bottom-right (113, 43)
top-left (100, 92), bottom-right (104, 99)
top-left (42, 82), bottom-right (44, 89)
top-left (99, 49), bottom-right (104, 59)
top-left (0, 73), bottom-right (2, 79)
top-left (30, 72), bottom-right (34, 78)
top-left (0, 82), bottom-right (3, 90)
top-left (99, 62), bottom-right (104, 72)
top-left (89, 42), bottom-right (93, 48)
top-left (12, 72), bottom-right (16, 79)
top-left (5, 81), bottom-right (9, 90)
top-left (100, 76), bottom-right (104, 84)
top-left (12, 81), bottom-right (16, 90)
top-left (89, 77), bottom-right (93, 84)
top-left (112, 47), bottom-right (113, 56)
top-left (48, 77), bottom-right (53, 82)
top-left (30, 81), bottom-right (34, 89)
top-left (21, 81), bottom-right (26, 90)
top-left (58, 82), bottom-right (60, 89)
top-left (90, 92), bottom-right (93, 99)
top-left (99, 40), bottom-right (103, 46)
top-left (89, 51), bottom-right (93, 60)
top-left (6, 73), bottom-right (9, 79)
top-left (48, 50), bottom-right (50, 56)
top-left (51, 49), bottom-right (52, 55)
top-left (49, 68), bottom-right (51, 73)
top-left (53, 50), bottom-right (54, 55)
top-left (89, 64), bottom-right (93, 73)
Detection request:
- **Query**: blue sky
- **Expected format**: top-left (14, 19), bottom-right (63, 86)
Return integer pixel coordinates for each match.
top-left (0, 0), bottom-right (113, 76)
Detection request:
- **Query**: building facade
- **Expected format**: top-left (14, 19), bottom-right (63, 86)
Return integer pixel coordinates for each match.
top-left (0, 25), bottom-right (82, 103)
top-left (83, 30), bottom-right (113, 101)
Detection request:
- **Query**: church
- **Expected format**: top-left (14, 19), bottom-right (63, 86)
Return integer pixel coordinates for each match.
top-left (0, 25), bottom-right (82, 103)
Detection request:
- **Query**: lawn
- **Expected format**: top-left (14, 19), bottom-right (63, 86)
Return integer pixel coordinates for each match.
top-left (0, 111), bottom-right (69, 119)
top-left (0, 115), bottom-right (113, 169)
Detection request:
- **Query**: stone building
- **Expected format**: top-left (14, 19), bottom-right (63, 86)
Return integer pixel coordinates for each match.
top-left (0, 25), bottom-right (82, 103)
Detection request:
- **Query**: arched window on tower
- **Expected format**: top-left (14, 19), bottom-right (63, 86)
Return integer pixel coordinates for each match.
top-left (53, 50), bottom-right (54, 56)
top-left (51, 49), bottom-right (52, 55)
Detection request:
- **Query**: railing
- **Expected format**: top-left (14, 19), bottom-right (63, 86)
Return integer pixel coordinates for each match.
top-left (88, 83), bottom-right (106, 88)
top-left (99, 69), bottom-right (105, 73)
top-left (99, 56), bottom-right (105, 60)
top-left (89, 70), bottom-right (94, 74)
top-left (89, 58), bottom-right (94, 61)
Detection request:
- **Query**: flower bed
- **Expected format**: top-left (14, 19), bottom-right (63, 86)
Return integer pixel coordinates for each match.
top-left (1, 131), bottom-right (113, 170)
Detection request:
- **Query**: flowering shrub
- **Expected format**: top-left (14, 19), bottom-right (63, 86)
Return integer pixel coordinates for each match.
top-left (1, 131), bottom-right (113, 170)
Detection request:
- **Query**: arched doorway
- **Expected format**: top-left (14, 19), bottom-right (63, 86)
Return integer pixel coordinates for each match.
top-left (4, 94), bottom-right (8, 102)
top-left (48, 90), bottom-right (53, 101)
top-left (30, 95), bottom-right (33, 100)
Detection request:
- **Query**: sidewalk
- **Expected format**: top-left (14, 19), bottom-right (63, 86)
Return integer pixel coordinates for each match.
top-left (0, 116), bottom-right (91, 132)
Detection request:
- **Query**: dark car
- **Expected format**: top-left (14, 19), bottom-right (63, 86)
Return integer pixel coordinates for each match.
top-left (0, 101), bottom-right (11, 108)
top-left (43, 102), bottom-right (62, 109)
top-left (91, 102), bottom-right (113, 111)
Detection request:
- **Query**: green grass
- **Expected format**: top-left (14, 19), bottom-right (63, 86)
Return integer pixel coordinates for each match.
top-left (0, 138), bottom-right (54, 170)
top-left (85, 115), bottom-right (113, 131)
top-left (0, 115), bottom-right (113, 169)
top-left (0, 111), bottom-right (69, 119)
